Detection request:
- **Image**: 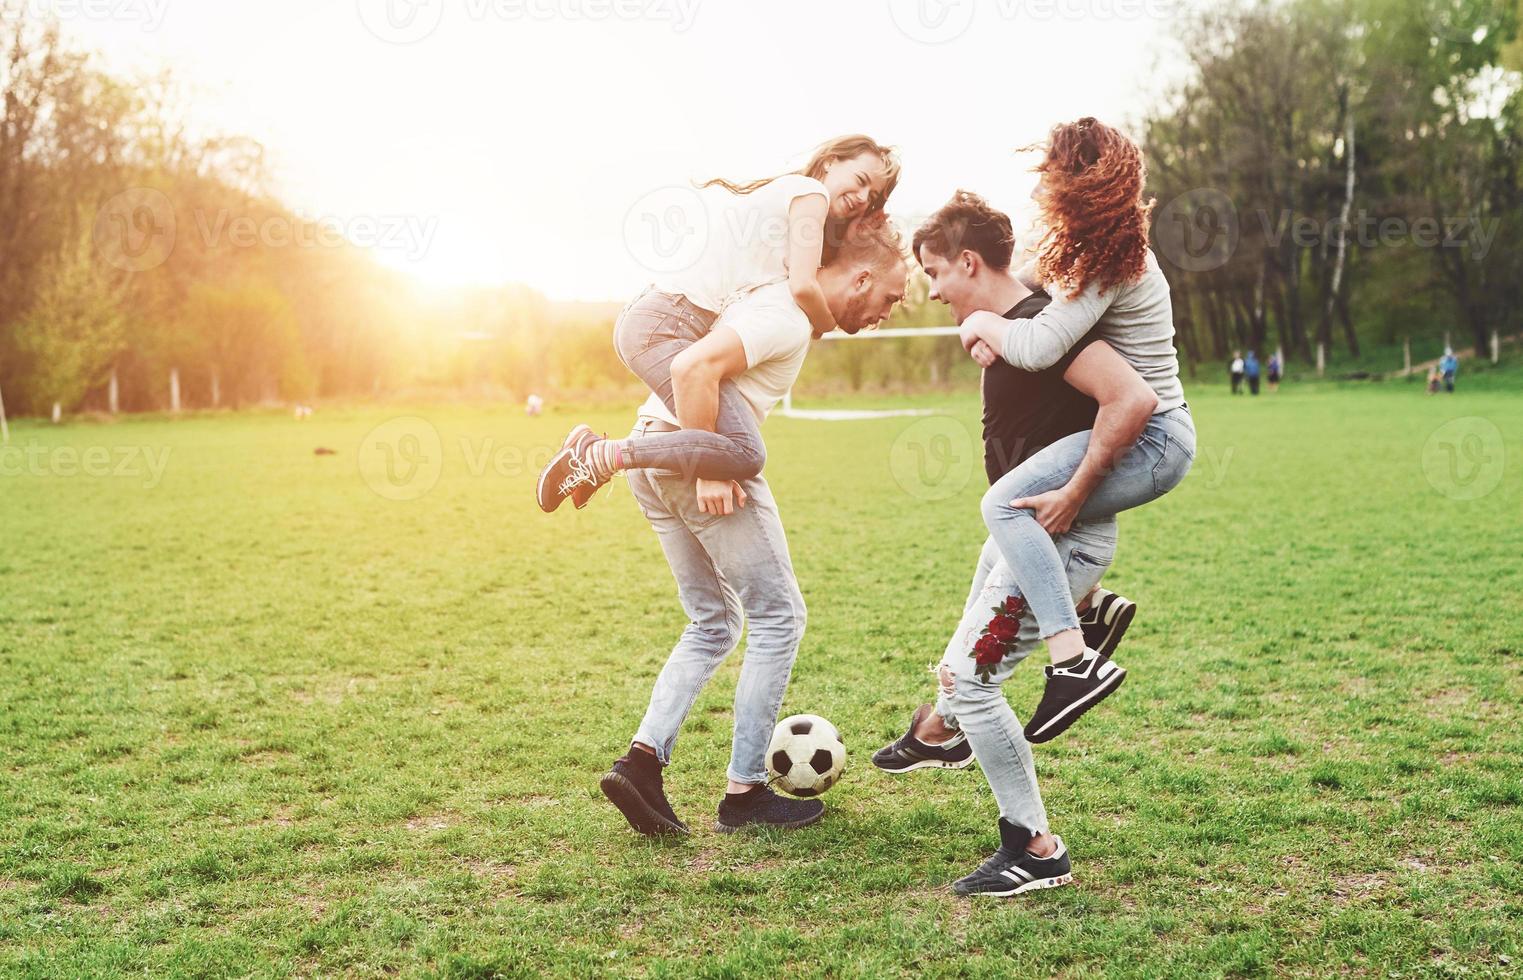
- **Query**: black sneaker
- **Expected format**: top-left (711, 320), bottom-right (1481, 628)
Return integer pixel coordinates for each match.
top-left (953, 821), bottom-right (1073, 897)
top-left (872, 704), bottom-right (975, 773)
top-left (1023, 649), bottom-right (1126, 744)
top-left (1079, 588), bottom-right (1136, 664)
top-left (599, 753), bottom-right (689, 836)
top-left (715, 784), bottom-right (824, 833)
top-left (536, 427), bottom-right (608, 513)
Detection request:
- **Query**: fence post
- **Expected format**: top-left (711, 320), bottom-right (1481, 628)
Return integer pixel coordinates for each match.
top-left (1403, 337), bottom-right (1411, 376)
top-left (109, 369), bottom-right (120, 415)
top-left (1492, 330), bottom-right (1500, 365)
top-left (52, 402), bottom-right (61, 424)
top-left (0, 379), bottom-right (8, 444)
top-left (1317, 343), bottom-right (1325, 377)
top-left (170, 368), bottom-right (181, 414)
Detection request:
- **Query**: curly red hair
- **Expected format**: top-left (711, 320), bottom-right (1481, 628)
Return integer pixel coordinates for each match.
top-left (1027, 118), bottom-right (1154, 299)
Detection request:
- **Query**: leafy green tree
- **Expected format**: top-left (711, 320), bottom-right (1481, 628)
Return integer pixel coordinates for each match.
top-left (14, 231), bottom-right (125, 413)
top-left (180, 280), bottom-right (308, 408)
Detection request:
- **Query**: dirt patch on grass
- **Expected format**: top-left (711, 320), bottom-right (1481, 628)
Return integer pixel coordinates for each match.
top-left (243, 749), bottom-right (295, 767)
top-left (1329, 871), bottom-right (1395, 904)
top-left (463, 860), bottom-right (518, 895)
top-left (1420, 688), bottom-right (1494, 720)
top-left (1340, 677), bottom-right (1377, 698)
top-left (688, 848), bottom-right (720, 872)
top-left (291, 888), bottom-right (328, 919)
top-left (489, 794), bottom-right (561, 811)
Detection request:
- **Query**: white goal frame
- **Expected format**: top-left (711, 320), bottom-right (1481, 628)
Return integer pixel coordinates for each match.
top-left (778, 325), bottom-right (961, 421)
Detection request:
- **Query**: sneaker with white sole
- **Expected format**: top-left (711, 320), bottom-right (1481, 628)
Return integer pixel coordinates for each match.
top-left (1079, 588), bottom-right (1136, 664)
top-left (1023, 649), bottom-right (1126, 744)
top-left (953, 821), bottom-right (1073, 897)
top-left (536, 427), bottom-right (608, 513)
top-left (871, 703), bottom-right (974, 774)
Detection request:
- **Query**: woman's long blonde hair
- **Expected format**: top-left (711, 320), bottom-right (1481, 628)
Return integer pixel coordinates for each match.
top-left (700, 135), bottom-right (901, 216)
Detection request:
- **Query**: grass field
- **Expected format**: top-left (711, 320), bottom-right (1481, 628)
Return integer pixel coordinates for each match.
top-left (2, 379), bottom-right (1521, 978)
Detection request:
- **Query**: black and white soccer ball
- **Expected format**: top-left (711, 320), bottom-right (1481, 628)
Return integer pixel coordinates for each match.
top-left (766, 714), bottom-right (846, 797)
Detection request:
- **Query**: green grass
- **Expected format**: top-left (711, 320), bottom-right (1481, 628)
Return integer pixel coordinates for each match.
top-left (2, 379), bottom-right (1521, 978)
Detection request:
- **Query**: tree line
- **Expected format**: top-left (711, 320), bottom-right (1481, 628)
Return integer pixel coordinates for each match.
top-left (0, 5), bottom-right (639, 419)
top-left (2, 0), bottom-right (1518, 419)
top-left (1141, 0), bottom-right (1522, 368)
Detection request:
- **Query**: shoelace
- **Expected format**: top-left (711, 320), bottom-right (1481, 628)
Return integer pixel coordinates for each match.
top-left (556, 454), bottom-right (598, 498)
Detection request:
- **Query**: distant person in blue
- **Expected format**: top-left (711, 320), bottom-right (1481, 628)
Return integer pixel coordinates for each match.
top-left (1267, 352), bottom-right (1282, 392)
top-left (1244, 350), bottom-right (1261, 395)
top-left (1440, 348), bottom-right (1458, 392)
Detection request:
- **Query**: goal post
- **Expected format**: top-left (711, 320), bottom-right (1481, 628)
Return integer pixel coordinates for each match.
top-left (780, 325), bottom-right (960, 421)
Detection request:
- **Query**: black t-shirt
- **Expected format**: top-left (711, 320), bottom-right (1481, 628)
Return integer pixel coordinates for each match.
top-left (981, 291), bottom-right (1103, 484)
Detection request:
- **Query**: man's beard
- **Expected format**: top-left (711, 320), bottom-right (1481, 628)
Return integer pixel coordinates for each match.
top-left (836, 292), bottom-right (870, 334)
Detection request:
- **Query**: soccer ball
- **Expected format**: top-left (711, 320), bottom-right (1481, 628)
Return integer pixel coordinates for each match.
top-left (767, 714), bottom-right (846, 797)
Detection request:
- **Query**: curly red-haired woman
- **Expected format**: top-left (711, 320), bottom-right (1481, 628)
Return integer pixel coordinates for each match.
top-left (957, 118), bottom-right (1196, 742)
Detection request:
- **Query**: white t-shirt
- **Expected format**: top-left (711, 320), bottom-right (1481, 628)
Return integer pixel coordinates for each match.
top-left (652, 174), bottom-right (828, 314)
top-left (638, 282), bottom-right (812, 426)
top-left (1230, 357), bottom-right (1245, 373)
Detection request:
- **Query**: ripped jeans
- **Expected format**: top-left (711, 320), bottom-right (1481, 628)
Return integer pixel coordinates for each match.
top-left (934, 519), bottom-right (1118, 833)
top-left (982, 406), bottom-right (1193, 640)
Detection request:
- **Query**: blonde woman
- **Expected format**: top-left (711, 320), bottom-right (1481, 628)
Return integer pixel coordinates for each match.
top-left (537, 135), bottom-right (899, 514)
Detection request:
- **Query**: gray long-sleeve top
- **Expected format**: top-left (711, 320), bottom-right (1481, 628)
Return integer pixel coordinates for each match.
top-left (1000, 248), bottom-right (1185, 411)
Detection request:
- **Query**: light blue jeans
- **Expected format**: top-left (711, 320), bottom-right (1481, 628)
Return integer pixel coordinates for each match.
top-left (626, 420), bottom-right (806, 785)
top-left (936, 520), bottom-right (1118, 833)
top-left (981, 406), bottom-right (1195, 639)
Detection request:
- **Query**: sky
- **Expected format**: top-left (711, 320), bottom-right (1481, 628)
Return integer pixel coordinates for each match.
top-left (48, 0), bottom-right (1188, 301)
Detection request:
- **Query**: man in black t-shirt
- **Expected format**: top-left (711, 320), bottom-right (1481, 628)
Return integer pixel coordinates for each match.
top-left (980, 288), bottom-right (1103, 484)
top-left (871, 191), bottom-right (1161, 898)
